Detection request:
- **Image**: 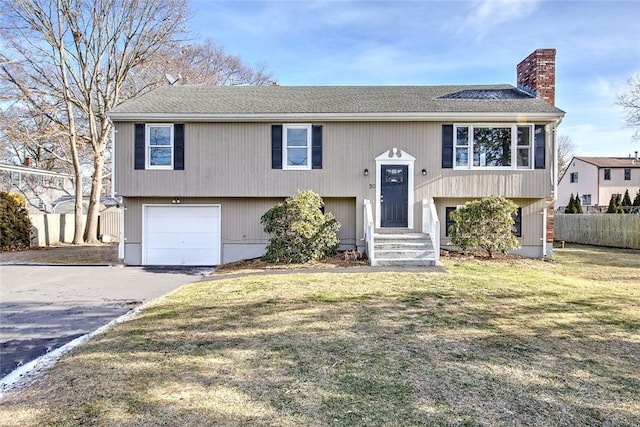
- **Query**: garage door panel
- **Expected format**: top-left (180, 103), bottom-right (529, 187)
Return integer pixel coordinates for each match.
top-left (146, 218), bottom-right (218, 234)
top-left (146, 232), bottom-right (220, 249)
top-left (144, 205), bottom-right (220, 265)
top-left (146, 249), bottom-right (216, 266)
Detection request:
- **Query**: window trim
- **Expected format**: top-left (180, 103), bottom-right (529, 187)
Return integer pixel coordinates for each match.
top-left (282, 124), bottom-right (312, 170)
top-left (11, 171), bottom-right (20, 186)
top-left (145, 123), bottom-right (174, 170)
top-left (453, 124), bottom-right (534, 170)
top-left (570, 172), bottom-right (578, 183)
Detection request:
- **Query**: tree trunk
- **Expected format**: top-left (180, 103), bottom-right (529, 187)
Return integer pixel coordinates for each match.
top-left (72, 168), bottom-right (84, 244)
top-left (84, 153), bottom-right (104, 243)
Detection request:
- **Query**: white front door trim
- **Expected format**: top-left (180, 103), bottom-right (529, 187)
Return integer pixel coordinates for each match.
top-left (375, 148), bottom-right (415, 229)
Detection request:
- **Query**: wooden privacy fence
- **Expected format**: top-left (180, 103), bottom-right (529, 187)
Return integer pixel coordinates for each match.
top-left (555, 213), bottom-right (640, 249)
top-left (30, 210), bottom-right (120, 246)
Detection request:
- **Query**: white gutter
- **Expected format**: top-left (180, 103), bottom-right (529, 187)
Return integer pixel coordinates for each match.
top-left (109, 118), bottom-right (116, 198)
top-left (107, 111), bottom-right (565, 123)
top-left (552, 116), bottom-right (564, 202)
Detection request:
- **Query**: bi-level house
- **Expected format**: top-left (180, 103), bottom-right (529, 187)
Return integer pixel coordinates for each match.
top-left (109, 49), bottom-right (564, 266)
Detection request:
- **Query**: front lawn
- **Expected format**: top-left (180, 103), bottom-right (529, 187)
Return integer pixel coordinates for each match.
top-left (1, 245), bottom-right (638, 426)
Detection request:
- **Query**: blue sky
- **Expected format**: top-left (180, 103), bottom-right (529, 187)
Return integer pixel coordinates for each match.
top-left (190, 0), bottom-right (640, 157)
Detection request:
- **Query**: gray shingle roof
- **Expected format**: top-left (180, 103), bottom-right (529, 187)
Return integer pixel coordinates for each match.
top-left (109, 84), bottom-right (564, 118)
top-left (576, 157), bottom-right (640, 168)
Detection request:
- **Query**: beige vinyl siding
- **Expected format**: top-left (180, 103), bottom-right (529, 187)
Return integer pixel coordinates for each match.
top-left (122, 196), bottom-right (357, 256)
top-left (436, 197), bottom-right (546, 248)
top-left (115, 121), bottom-right (554, 199)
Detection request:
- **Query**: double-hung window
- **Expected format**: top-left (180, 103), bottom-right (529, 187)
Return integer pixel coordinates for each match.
top-left (453, 125), bottom-right (533, 169)
top-left (11, 171), bottom-right (20, 186)
top-left (604, 168), bottom-right (611, 180)
top-left (146, 124), bottom-right (174, 169)
top-left (624, 168), bottom-right (631, 180)
top-left (283, 124), bottom-right (312, 170)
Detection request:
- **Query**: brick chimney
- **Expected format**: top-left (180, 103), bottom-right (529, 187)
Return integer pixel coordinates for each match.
top-left (517, 49), bottom-right (556, 106)
top-left (24, 157), bottom-right (33, 167)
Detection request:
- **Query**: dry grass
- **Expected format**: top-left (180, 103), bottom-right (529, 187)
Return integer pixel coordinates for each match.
top-left (0, 243), bottom-right (119, 265)
top-left (1, 244), bottom-right (638, 426)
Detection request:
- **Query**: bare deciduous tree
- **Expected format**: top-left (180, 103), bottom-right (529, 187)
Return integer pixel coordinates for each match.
top-left (1, 0), bottom-right (189, 243)
top-left (557, 134), bottom-right (576, 178)
top-left (125, 38), bottom-right (273, 94)
top-left (618, 74), bottom-right (640, 142)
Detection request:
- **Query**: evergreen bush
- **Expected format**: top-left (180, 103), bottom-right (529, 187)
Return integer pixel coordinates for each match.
top-left (261, 190), bottom-right (340, 263)
top-left (448, 196), bottom-right (520, 258)
top-left (0, 192), bottom-right (32, 250)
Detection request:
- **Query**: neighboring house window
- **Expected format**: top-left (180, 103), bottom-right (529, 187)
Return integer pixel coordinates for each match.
top-left (604, 168), bottom-right (611, 180)
top-left (570, 172), bottom-right (578, 183)
top-left (624, 168), bottom-right (631, 180)
top-left (581, 194), bottom-right (591, 206)
top-left (452, 124), bottom-right (534, 169)
top-left (271, 124), bottom-right (322, 170)
top-left (513, 208), bottom-right (522, 238)
top-left (11, 171), bottom-right (20, 186)
top-left (58, 177), bottom-right (64, 189)
top-left (146, 124), bottom-right (173, 169)
top-left (37, 174), bottom-right (44, 185)
top-left (37, 199), bottom-right (45, 211)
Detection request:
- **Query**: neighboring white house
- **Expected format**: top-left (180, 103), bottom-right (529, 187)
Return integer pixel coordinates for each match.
top-left (0, 161), bottom-right (73, 213)
top-left (557, 155), bottom-right (640, 211)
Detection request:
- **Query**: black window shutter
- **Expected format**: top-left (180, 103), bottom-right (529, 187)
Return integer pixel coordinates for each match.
top-left (442, 124), bottom-right (453, 169)
top-left (134, 124), bottom-right (145, 170)
top-left (271, 125), bottom-right (283, 169)
top-left (534, 125), bottom-right (546, 169)
top-left (173, 124), bottom-right (185, 170)
top-left (312, 125), bottom-right (322, 169)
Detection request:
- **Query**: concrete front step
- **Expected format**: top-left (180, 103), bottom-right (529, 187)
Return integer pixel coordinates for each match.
top-left (372, 232), bottom-right (437, 266)
top-left (375, 258), bottom-right (437, 267)
top-left (375, 241), bottom-right (431, 249)
top-left (375, 249), bottom-right (435, 259)
top-left (374, 232), bottom-right (427, 239)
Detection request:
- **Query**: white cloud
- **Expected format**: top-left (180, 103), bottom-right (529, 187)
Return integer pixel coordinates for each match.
top-left (462, 0), bottom-right (540, 39)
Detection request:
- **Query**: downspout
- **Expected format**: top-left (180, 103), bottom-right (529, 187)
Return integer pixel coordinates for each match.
top-left (108, 118), bottom-right (125, 261)
top-left (543, 117), bottom-right (564, 258)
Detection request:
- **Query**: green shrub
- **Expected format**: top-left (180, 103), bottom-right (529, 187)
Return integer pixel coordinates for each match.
top-left (261, 190), bottom-right (340, 263)
top-left (565, 193), bottom-right (577, 214)
top-left (448, 196), bottom-right (520, 258)
top-left (574, 193), bottom-right (584, 213)
top-left (622, 189), bottom-right (632, 209)
top-left (633, 190), bottom-right (640, 207)
top-left (0, 192), bottom-right (32, 250)
top-left (607, 194), bottom-right (623, 213)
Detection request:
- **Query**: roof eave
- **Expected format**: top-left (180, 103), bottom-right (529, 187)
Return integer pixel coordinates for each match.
top-left (108, 111), bottom-right (565, 123)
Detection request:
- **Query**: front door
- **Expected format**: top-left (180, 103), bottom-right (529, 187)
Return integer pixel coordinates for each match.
top-left (380, 165), bottom-right (408, 227)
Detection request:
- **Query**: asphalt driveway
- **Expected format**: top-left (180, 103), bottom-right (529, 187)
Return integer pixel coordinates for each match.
top-left (0, 265), bottom-right (209, 378)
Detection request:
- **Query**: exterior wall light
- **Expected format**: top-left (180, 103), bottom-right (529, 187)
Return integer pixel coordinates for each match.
top-left (422, 169), bottom-right (427, 176)
top-left (364, 168), bottom-right (369, 176)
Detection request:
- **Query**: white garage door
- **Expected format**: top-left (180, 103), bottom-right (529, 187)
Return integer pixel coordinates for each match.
top-left (144, 205), bottom-right (221, 266)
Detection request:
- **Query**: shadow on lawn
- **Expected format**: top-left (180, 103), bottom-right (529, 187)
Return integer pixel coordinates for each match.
top-left (12, 286), bottom-right (638, 427)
